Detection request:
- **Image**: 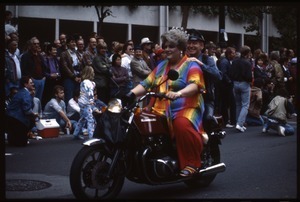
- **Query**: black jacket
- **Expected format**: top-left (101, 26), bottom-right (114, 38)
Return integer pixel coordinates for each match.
top-left (229, 57), bottom-right (252, 83)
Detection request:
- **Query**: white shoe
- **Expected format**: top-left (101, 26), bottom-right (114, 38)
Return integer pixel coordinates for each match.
top-left (236, 124), bottom-right (245, 132)
top-left (242, 126), bottom-right (247, 130)
top-left (226, 123), bottom-right (234, 128)
top-left (262, 127), bottom-right (267, 133)
top-left (278, 126), bottom-right (285, 136)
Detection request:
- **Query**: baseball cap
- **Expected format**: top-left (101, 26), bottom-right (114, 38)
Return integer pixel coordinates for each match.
top-left (134, 45), bottom-right (142, 50)
top-left (155, 48), bottom-right (165, 55)
top-left (140, 37), bottom-right (153, 46)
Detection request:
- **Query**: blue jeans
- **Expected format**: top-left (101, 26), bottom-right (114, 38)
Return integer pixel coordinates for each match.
top-left (33, 78), bottom-right (45, 101)
top-left (263, 117), bottom-right (295, 136)
top-left (246, 114), bottom-right (264, 126)
top-left (57, 117), bottom-right (77, 131)
top-left (204, 101), bottom-right (215, 121)
top-left (63, 78), bottom-right (80, 104)
top-left (126, 80), bottom-right (133, 92)
top-left (233, 81), bottom-right (251, 127)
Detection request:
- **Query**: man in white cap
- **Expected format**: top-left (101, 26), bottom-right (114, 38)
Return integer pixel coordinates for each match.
top-left (140, 37), bottom-right (156, 70)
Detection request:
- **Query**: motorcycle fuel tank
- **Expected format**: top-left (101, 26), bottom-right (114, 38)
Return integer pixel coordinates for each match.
top-left (134, 111), bottom-right (169, 136)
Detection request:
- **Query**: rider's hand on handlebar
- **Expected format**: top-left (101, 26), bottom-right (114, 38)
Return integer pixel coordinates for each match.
top-left (166, 91), bottom-right (182, 100)
top-left (122, 91), bottom-right (136, 107)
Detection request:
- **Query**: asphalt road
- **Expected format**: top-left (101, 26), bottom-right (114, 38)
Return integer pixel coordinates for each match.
top-left (4, 117), bottom-right (298, 200)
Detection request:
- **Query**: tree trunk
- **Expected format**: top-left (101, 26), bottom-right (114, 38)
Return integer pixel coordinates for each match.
top-left (181, 6), bottom-right (190, 30)
top-left (94, 5), bottom-right (106, 35)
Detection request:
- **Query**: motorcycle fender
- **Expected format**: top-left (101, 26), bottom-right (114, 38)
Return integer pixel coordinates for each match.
top-left (82, 138), bottom-right (106, 146)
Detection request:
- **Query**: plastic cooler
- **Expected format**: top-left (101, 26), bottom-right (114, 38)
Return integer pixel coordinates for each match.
top-left (36, 119), bottom-right (60, 138)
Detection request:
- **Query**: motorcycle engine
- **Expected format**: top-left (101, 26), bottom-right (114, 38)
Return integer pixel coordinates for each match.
top-left (152, 156), bottom-right (178, 178)
top-left (144, 136), bottom-right (179, 179)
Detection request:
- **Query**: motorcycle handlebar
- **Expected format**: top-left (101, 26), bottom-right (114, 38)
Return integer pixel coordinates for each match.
top-left (139, 92), bottom-right (175, 102)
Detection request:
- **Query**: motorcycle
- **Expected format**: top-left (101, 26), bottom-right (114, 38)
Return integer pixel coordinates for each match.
top-left (69, 69), bottom-right (226, 199)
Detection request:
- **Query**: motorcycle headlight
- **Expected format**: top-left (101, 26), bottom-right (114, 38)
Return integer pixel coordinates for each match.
top-left (107, 98), bottom-right (122, 113)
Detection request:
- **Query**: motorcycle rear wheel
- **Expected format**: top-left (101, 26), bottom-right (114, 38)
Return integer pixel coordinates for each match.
top-left (184, 143), bottom-right (220, 188)
top-left (69, 145), bottom-right (125, 199)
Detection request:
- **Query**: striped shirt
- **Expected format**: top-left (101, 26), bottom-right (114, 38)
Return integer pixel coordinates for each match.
top-left (140, 55), bottom-right (206, 133)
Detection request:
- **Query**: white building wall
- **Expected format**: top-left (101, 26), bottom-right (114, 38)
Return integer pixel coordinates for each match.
top-left (17, 5), bottom-right (97, 21)
top-left (185, 13), bottom-right (220, 32)
top-left (15, 5), bottom-right (161, 25)
top-left (8, 5), bottom-right (280, 38)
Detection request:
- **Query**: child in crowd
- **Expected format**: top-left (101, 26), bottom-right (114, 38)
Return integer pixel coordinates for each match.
top-left (72, 66), bottom-right (101, 140)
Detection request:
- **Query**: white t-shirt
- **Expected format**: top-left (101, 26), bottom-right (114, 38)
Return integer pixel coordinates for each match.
top-left (67, 98), bottom-right (80, 118)
top-left (121, 53), bottom-right (133, 78)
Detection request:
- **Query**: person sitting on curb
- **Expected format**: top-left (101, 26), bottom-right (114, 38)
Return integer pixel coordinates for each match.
top-left (5, 76), bottom-right (38, 146)
top-left (43, 85), bottom-right (77, 134)
top-left (262, 88), bottom-right (295, 136)
top-left (28, 87), bottom-right (43, 139)
top-left (67, 89), bottom-right (80, 122)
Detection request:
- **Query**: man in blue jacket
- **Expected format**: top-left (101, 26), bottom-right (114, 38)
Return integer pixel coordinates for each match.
top-left (6, 76), bottom-right (39, 146)
top-left (186, 29), bottom-right (223, 129)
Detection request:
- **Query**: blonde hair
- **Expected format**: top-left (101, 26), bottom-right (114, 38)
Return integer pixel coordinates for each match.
top-left (81, 66), bottom-right (94, 80)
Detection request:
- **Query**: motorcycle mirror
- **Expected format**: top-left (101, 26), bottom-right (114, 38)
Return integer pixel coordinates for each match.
top-left (167, 69), bottom-right (179, 81)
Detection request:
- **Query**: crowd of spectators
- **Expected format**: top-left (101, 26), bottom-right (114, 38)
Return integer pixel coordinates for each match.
top-left (5, 9), bottom-right (297, 146)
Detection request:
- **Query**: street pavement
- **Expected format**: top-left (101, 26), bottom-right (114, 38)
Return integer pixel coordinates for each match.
top-left (5, 133), bottom-right (81, 199)
top-left (4, 116), bottom-right (297, 199)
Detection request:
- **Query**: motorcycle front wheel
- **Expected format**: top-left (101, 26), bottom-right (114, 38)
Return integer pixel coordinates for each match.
top-left (69, 145), bottom-right (125, 199)
top-left (184, 143), bottom-right (220, 188)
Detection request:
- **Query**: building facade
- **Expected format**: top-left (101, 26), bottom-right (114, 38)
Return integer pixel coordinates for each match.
top-left (6, 5), bottom-right (280, 53)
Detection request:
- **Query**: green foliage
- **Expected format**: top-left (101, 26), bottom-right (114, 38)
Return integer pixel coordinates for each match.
top-left (169, 5), bottom-right (297, 50)
top-left (269, 7), bottom-right (297, 50)
top-left (127, 6), bottom-right (139, 12)
top-left (192, 6), bottom-right (219, 16)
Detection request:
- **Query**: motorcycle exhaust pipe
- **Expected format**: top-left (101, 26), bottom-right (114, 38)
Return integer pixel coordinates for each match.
top-left (198, 163), bottom-right (226, 176)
